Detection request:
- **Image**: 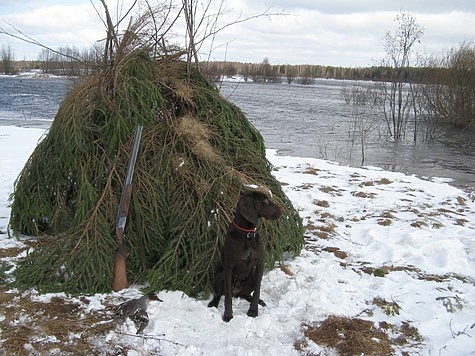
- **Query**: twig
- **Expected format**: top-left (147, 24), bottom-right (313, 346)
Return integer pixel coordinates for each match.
top-left (449, 318), bottom-right (473, 338)
top-left (115, 331), bottom-right (186, 346)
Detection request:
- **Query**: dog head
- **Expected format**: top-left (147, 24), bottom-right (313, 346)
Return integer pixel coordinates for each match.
top-left (237, 190), bottom-right (284, 225)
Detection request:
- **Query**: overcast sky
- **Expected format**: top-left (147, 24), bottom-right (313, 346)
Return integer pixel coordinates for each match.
top-left (1, 0), bottom-right (474, 67)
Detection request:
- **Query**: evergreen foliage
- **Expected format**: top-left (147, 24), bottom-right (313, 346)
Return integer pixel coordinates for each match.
top-left (9, 51), bottom-right (304, 294)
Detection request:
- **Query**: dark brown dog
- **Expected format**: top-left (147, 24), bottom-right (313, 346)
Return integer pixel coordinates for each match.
top-left (208, 190), bottom-right (284, 322)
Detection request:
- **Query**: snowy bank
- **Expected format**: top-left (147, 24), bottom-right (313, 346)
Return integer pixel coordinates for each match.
top-left (0, 126), bottom-right (474, 355)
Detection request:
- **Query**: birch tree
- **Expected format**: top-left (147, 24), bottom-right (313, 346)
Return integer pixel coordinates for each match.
top-left (379, 12), bottom-right (423, 140)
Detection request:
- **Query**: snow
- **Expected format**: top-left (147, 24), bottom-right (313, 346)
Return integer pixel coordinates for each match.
top-left (1, 125), bottom-right (474, 355)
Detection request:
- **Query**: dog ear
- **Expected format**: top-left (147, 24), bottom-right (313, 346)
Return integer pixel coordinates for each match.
top-left (238, 192), bottom-right (258, 225)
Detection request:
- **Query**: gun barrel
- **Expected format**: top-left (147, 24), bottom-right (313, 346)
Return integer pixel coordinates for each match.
top-left (115, 126), bottom-right (143, 241)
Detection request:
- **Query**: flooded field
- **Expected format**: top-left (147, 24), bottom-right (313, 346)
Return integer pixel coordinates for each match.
top-left (1, 74), bottom-right (474, 189)
top-left (220, 80), bottom-right (475, 189)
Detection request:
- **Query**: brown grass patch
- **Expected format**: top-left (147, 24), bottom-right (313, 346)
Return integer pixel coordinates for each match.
top-left (410, 220), bottom-right (428, 228)
top-left (352, 191), bottom-right (376, 199)
top-left (378, 219), bottom-right (392, 226)
top-left (297, 183), bottom-right (315, 190)
top-left (393, 321), bottom-right (424, 346)
top-left (319, 185), bottom-right (343, 196)
top-left (438, 207), bottom-right (458, 215)
top-left (360, 264), bottom-right (420, 277)
top-left (295, 316), bottom-right (423, 354)
top-left (381, 211), bottom-right (395, 219)
top-left (318, 223), bottom-right (336, 233)
top-left (304, 221), bottom-right (337, 240)
top-left (303, 167), bottom-right (320, 175)
top-left (455, 218), bottom-right (468, 226)
top-left (0, 291), bottom-right (117, 354)
top-left (303, 221), bottom-right (318, 231)
top-left (174, 115), bottom-right (223, 164)
top-left (318, 212), bottom-right (335, 220)
top-left (378, 178), bottom-right (392, 185)
top-left (298, 316), bottom-right (392, 355)
top-left (313, 199), bottom-right (329, 208)
top-left (0, 247), bottom-right (27, 259)
top-left (171, 79), bottom-right (193, 103)
top-left (358, 264), bottom-right (468, 284)
top-left (359, 178), bottom-right (392, 187)
top-left (322, 247), bottom-right (348, 259)
top-left (456, 196), bottom-right (467, 206)
top-left (313, 231), bottom-right (330, 239)
top-left (373, 297), bottom-right (401, 316)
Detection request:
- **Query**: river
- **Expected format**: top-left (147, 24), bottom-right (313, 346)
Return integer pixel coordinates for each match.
top-left (1, 74), bottom-right (474, 189)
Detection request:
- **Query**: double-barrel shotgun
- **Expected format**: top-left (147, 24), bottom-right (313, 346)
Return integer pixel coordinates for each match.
top-left (113, 125), bottom-right (143, 291)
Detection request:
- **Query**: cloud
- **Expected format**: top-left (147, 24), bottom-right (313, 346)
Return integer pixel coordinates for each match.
top-left (245, 0), bottom-right (475, 14)
top-left (1, 0), bottom-right (474, 66)
top-left (0, 1), bottom-right (145, 59)
top-left (210, 2), bottom-right (474, 66)
top-left (212, 9), bottom-right (392, 65)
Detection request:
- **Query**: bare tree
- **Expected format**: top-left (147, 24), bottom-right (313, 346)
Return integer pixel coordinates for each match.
top-left (285, 65), bottom-right (297, 84)
top-left (343, 85), bottom-right (380, 165)
top-left (181, 0), bottom-right (284, 80)
top-left (1, 45), bottom-right (17, 74)
top-left (378, 12), bottom-right (424, 140)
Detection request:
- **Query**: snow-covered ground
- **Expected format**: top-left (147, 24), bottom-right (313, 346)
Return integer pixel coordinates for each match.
top-left (1, 126), bottom-right (474, 355)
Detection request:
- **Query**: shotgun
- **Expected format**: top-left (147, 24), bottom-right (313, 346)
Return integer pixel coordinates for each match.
top-left (113, 125), bottom-right (143, 291)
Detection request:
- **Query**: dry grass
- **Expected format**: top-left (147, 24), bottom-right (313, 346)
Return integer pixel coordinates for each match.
top-left (297, 183), bottom-right (316, 190)
top-left (175, 114), bottom-right (223, 164)
top-left (455, 218), bottom-right (468, 226)
top-left (0, 288), bottom-right (118, 354)
top-left (304, 221), bottom-right (337, 240)
top-left (410, 220), bottom-right (428, 228)
top-left (322, 247), bottom-right (348, 259)
top-left (303, 167), bottom-right (320, 175)
top-left (352, 191), bottom-right (377, 199)
top-left (378, 219), bottom-right (392, 226)
top-left (0, 247), bottom-right (26, 259)
top-left (456, 196), bottom-right (467, 206)
top-left (359, 178), bottom-right (392, 187)
top-left (319, 185), bottom-right (343, 196)
top-left (296, 316), bottom-right (392, 355)
top-left (373, 297), bottom-right (401, 316)
top-left (313, 199), bottom-right (329, 208)
top-left (295, 315), bottom-right (423, 355)
top-left (357, 264), bottom-right (468, 284)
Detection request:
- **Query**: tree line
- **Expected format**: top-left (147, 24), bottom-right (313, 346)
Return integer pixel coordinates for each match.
top-left (0, 44), bottom-right (104, 76)
top-left (2, 44), bottom-right (463, 85)
top-left (202, 58), bottom-right (443, 84)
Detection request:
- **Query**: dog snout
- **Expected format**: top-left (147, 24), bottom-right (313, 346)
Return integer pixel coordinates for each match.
top-left (262, 202), bottom-right (284, 220)
top-left (272, 205), bottom-right (284, 219)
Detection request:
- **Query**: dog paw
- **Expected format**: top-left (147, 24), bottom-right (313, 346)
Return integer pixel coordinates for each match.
top-left (247, 308), bottom-right (258, 318)
top-left (207, 300), bottom-right (218, 308)
top-left (223, 313), bottom-right (233, 322)
top-left (258, 299), bottom-right (266, 307)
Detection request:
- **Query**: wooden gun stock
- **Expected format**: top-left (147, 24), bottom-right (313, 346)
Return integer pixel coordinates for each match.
top-left (113, 126), bottom-right (143, 291)
top-left (113, 244), bottom-right (129, 291)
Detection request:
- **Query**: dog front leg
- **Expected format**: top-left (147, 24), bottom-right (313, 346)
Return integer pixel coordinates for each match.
top-left (223, 266), bottom-right (234, 322)
top-left (247, 262), bottom-right (264, 318)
